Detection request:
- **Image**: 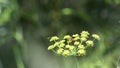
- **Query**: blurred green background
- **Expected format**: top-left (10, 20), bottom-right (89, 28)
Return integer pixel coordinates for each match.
top-left (0, 0), bottom-right (120, 68)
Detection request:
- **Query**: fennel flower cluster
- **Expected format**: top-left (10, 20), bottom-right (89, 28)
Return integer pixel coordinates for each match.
top-left (48, 31), bottom-right (100, 57)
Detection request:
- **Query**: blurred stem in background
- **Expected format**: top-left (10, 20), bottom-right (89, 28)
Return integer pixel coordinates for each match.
top-left (13, 45), bottom-right (25, 68)
top-left (75, 57), bottom-right (80, 68)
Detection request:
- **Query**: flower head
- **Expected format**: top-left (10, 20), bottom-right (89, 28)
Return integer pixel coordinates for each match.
top-left (48, 30), bottom-right (100, 57)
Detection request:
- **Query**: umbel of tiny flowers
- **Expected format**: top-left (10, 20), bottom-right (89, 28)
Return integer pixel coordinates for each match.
top-left (48, 31), bottom-right (100, 57)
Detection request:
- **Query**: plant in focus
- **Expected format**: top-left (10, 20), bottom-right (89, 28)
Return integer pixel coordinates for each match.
top-left (48, 31), bottom-right (100, 57)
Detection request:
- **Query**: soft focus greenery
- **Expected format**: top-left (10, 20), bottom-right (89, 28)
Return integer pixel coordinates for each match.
top-left (0, 0), bottom-right (120, 68)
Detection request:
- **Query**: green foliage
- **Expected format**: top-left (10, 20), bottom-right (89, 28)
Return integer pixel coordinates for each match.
top-left (0, 0), bottom-right (120, 68)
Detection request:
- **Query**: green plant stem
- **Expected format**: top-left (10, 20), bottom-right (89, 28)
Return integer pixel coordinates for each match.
top-left (75, 57), bottom-right (80, 68)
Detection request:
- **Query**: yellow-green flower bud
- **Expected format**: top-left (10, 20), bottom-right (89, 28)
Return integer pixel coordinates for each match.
top-left (72, 34), bottom-right (79, 37)
top-left (81, 34), bottom-right (88, 38)
top-left (81, 31), bottom-right (89, 35)
top-left (57, 48), bottom-right (63, 54)
top-left (65, 45), bottom-right (71, 48)
top-left (60, 40), bottom-right (65, 43)
top-left (80, 37), bottom-right (87, 41)
top-left (63, 35), bottom-right (71, 39)
top-left (59, 43), bottom-right (65, 47)
top-left (86, 40), bottom-right (94, 46)
top-left (62, 50), bottom-right (70, 56)
top-left (77, 49), bottom-right (86, 56)
top-left (73, 37), bottom-right (80, 40)
top-left (48, 45), bottom-right (55, 50)
top-left (54, 42), bottom-right (60, 47)
top-left (78, 45), bottom-right (85, 49)
top-left (80, 31), bottom-right (89, 38)
top-left (74, 41), bottom-right (80, 45)
top-left (92, 34), bottom-right (100, 40)
top-left (69, 46), bottom-right (75, 50)
top-left (50, 36), bottom-right (59, 42)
